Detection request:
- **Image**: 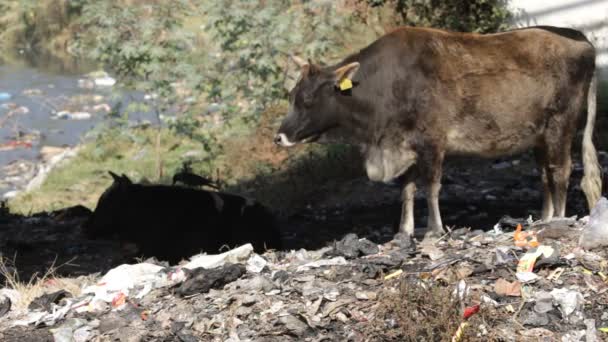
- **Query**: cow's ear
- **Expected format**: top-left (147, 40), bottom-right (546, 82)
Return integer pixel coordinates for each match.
top-left (333, 62), bottom-right (360, 90)
top-left (108, 171), bottom-right (121, 183)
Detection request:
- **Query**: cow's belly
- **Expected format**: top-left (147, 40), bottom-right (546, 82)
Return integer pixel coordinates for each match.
top-left (364, 145), bottom-right (417, 182)
top-left (445, 117), bottom-right (542, 158)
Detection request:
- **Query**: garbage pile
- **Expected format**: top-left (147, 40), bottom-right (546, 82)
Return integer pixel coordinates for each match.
top-left (1, 198), bottom-right (608, 341)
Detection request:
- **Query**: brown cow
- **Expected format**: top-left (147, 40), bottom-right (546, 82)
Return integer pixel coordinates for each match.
top-left (275, 26), bottom-right (602, 241)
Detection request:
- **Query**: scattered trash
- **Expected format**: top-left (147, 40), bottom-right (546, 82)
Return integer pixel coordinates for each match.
top-left (0, 140), bottom-right (33, 151)
top-left (94, 76), bottom-right (116, 87)
top-left (384, 269), bottom-right (403, 280)
top-left (0, 294), bottom-right (11, 318)
top-left (579, 197), bottom-right (608, 250)
top-left (494, 278), bottom-right (521, 297)
top-left (462, 304), bottom-right (480, 319)
top-left (85, 70), bottom-right (116, 88)
top-left (53, 111), bottom-right (92, 120)
top-left (326, 233), bottom-right (379, 259)
top-left (246, 254), bottom-right (267, 273)
top-left (0, 191), bottom-right (607, 340)
top-left (420, 242), bottom-right (445, 261)
top-left (296, 256), bottom-right (348, 272)
top-left (183, 243), bottom-right (254, 270)
top-left (516, 245), bottom-right (556, 282)
top-left (550, 288), bottom-right (584, 322)
top-left (28, 290), bottom-right (72, 312)
top-left (91, 103), bottom-right (111, 112)
top-left (176, 263), bottom-right (246, 296)
top-left (22, 88), bottom-right (43, 96)
top-left (514, 223), bottom-right (539, 248)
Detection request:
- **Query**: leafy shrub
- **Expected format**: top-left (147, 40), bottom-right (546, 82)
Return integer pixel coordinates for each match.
top-left (356, 0), bottom-right (512, 33)
top-left (201, 0), bottom-right (361, 119)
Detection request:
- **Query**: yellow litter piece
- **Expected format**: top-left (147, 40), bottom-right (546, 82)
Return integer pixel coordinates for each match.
top-left (599, 327), bottom-right (608, 333)
top-left (339, 78), bottom-right (353, 91)
top-left (384, 269), bottom-right (403, 280)
top-left (582, 268), bottom-right (593, 275)
top-left (451, 322), bottom-right (468, 342)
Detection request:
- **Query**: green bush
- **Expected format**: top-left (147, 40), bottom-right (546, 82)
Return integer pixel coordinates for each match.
top-left (359, 0), bottom-right (512, 33)
top-left (201, 0), bottom-right (357, 119)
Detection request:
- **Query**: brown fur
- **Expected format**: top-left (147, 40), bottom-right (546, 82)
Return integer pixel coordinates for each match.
top-left (276, 26), bottom-right (601, 237)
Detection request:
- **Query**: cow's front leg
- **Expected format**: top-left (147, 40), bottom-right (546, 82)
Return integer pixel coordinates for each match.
top-left (420, 148), bottom-right (446, 237)
top-left (399, 168), bottom-right (417, 237)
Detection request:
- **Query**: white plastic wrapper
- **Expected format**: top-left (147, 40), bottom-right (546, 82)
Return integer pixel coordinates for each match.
top-left (579, 197), bottom-right (608, 250)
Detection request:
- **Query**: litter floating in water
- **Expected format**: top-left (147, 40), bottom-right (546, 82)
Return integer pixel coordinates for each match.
top-left (94, 76), bottom-right (116, 87)
top-left (54, 111), bottom-right (92, 120)
top-left (0, 140), bottom-right (33, 151)
top-left (0, 92), bottom-right (12, 102)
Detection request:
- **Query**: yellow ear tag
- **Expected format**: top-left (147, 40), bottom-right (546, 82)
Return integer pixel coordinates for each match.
top-left (339, 78), bottom-right (353, 91)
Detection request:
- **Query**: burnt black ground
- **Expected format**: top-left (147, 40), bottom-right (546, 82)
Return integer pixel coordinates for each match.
top-left (0, 150), bottom-right (607, 282)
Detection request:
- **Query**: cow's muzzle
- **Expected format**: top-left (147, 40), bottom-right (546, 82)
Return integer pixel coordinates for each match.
top-left (274, 133), bottom-right (296, 147)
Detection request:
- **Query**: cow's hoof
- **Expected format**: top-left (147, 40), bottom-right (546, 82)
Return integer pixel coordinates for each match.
top-left (392, 232), bottom-right (415, 249)
top-left (422, 229), bottom-right (444, 241)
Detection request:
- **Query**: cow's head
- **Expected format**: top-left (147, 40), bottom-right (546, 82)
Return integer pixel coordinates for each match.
top-left (274, 55), bottom-right (360, 147)
top-left (83, 171), bottom-right (132, 238)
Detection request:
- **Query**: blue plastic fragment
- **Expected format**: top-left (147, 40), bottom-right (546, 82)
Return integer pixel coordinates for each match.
top-left (0, 92), bottom-right (12, 102)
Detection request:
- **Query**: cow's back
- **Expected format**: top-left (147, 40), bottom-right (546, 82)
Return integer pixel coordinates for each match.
top-left (362, 26), bottom-right (595, 157)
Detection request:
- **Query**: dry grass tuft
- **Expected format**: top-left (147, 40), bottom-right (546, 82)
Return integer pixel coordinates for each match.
top-left (0, 256), bottom-right (91, 311)
top-left (367, 278), bottom-right (496, 342)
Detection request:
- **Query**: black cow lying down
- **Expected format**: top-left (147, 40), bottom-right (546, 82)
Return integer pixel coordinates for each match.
top-left (84, 172), bottom-right (281, 263)
top-left (276, 25), bottom-right (602, 240)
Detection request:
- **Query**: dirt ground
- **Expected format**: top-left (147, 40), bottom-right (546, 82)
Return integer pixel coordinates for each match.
top-left (0, 149), bottom-right (607, 341)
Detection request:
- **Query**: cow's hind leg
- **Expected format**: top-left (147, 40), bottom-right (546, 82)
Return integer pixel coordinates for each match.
top-left (534, 145), bottom-right (554, 220)
top-left (544, 116), bottom-right (576, 218)
top-left (419, 147), bottom-right (446, 237)
top-left (547, 140), bottom-right (573, 218)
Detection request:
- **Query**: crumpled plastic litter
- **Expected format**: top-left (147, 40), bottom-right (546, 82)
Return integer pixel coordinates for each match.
top-left (296, 257), bottom-right (348, 272)
top-left (0, 291), bottom-right (13, 318)
top-left (50, 318), bottom-right (87, 342)
top-left (183, 243), bottom-right (253, 269)
top-left (176, 264), bottom-right (246, 296)
top-left (326, 233), bottom-right (379, 259)
top-left (579, 197), bottom-right (608, 250)
top-left (246, 254), bottom-right (268, 273)
top-left (82, 244), bottom-right (254, 306)
top-left (83, 263), bottom-right (169, 303)
top-left (516, 245), bottom-right (556, 282)
top-left (550, 288), bottom-right (584, 321)
top-left (28, 290), bottom-right (72, 311)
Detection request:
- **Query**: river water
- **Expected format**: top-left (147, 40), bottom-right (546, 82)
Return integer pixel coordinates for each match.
top-left (0, 55), bottom-right (155, 197)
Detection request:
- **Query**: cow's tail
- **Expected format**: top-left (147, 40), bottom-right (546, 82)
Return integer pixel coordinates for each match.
top-left (581, 71), bottom-right (602, 211)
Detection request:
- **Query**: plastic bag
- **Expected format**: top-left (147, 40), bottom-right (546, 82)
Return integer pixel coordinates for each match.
top-left (579, 197), bottom-right (608, 250)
